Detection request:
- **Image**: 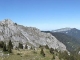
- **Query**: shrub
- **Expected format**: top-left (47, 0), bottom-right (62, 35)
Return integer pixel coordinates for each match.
top-left (14, 23), bottom-right (17, 25)
top-left (17, 53), bottom-right (21, 55)
top-left (50, 48), bottom-right (54, 54)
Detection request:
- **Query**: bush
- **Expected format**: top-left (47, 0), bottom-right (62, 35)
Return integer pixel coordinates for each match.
top-left (50, 48), bottom-right (54, 54)
top-left (17, 53), bottom-right (21, 55)
top-left (14, 23), bottom-right (17, 25)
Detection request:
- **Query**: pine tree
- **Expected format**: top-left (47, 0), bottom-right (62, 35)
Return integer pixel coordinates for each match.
top-left (40, 48), bottom-right (45, 57)
top-left (39, 45), bottom-right (42, 48)
top-left (3, 43), bottom-right (6, 52)
top-left (19, 43), bottom-right (23, 49)
top-left (0, 41), bottom-right (4, 48)
top-left (25, 44), bottom-right (28, 49)
top-left (7, 40), bottom-right (13, 53)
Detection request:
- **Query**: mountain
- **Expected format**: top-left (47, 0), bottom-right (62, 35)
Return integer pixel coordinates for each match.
top-left (52, 28), bottom-right (80, 42)
top-left (52, 27), bottom-right (72, 32)
top-left (0, 19), bottom-right (67, 51)
top-left (42, 31), bottom-right (80, 51)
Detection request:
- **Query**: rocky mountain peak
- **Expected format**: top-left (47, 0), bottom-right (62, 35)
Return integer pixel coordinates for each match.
top-left (0, 19), bottom-right (14, 26)
top-left (0, 19), bottom-right (67, 51)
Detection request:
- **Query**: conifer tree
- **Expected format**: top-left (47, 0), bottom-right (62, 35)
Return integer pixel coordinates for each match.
top-left (45, 45), bottom-right (49, 49)
top-left (7, 40), bottom-right (13, 53)
top-left (25, 44), bottom-right (28, 49)
top-left (0, 41), bottom-right (4, 48)
top-left (19, 43), bottom-right (23, 49)
top-left (3, 43), bottom-right (6, 52)
top-left (40, 48), bottom-right (45, 57)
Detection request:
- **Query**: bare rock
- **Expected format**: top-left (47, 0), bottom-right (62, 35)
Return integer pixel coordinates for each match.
top-left (0, 19), bottom-right (67, 51)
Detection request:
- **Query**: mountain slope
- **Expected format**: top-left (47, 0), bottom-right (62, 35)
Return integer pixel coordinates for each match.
top-left (42, 31), bottom-right (80, 51)
top-left (52, 28), bottom-right (80, 42)
top-left (0, 19), bottom-right (66, 51)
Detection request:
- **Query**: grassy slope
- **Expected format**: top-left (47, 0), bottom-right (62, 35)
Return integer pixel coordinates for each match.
top-left (0, 49), bottom-right (59, 60)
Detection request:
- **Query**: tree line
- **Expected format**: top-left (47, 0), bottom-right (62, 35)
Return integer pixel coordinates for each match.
top-left (0, 40), bottom-right (28, 53)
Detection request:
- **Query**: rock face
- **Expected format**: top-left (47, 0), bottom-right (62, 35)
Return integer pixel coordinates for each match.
top-left (0, 19), bottom-right (67, 51)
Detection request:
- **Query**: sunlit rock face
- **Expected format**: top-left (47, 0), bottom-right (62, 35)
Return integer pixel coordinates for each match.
top-left (0, 19), bottom-right (67, 51)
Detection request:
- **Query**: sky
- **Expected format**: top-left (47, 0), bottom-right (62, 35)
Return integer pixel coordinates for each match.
top-left (0, 0), bottom-right (80, 30)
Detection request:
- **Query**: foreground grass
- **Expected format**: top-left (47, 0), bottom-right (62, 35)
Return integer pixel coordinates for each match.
top-left (0, 48), bottom-right (59, 60)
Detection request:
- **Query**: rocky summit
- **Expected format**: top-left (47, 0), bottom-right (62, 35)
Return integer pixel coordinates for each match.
top-left (0, 19), bottom-right (66, 51)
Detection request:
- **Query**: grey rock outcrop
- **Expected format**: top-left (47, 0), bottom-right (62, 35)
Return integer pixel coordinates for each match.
top-left (0, 19), bottom-right (67, 51)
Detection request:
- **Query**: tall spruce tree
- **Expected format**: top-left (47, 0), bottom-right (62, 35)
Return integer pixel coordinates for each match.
top-left (7, 40), bottom-right (13, 53)
top-left (19, 43), bottom-right (23, 49)
top-left (0, 41), bottom-right (4, 48)
top-left (25, 44), bottom-right (28, 49)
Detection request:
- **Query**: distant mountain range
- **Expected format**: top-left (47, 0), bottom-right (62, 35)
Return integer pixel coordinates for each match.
top-left (52, 28), bottom-right (80, 42)
top-left (42, 28), bottom-right (80, 51)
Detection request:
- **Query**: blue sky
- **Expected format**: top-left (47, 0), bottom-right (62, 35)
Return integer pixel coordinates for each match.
top-left (0, 0), bottom-right (80, 30)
